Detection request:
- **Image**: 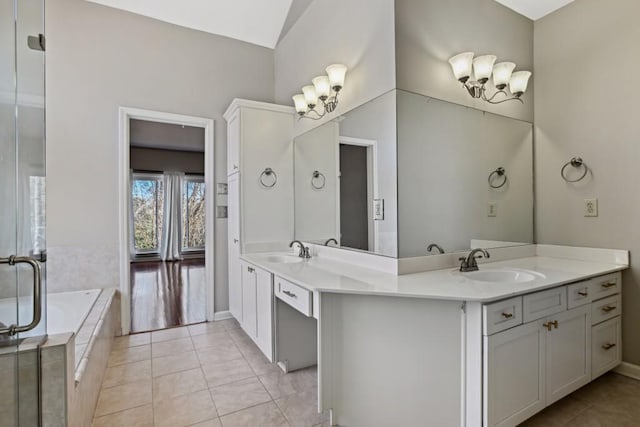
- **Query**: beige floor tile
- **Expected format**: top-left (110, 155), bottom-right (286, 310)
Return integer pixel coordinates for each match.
top-left (196, 344), bottom-right (244, 365)
top-left (107, 345), bottom-right (151, 367)
top-left (218, 318), bottom-right (241, 331)
top-left (152, 350), bottom-right (201, 377)
top-left (153, 389), bottom-right (217, 427)
top-left (188, 322), bottom-right (227, 337)
top-left (112, 333), bottom-right (151, 350)
top-left (189, 419), bottom-right (222, 427)
top-left (259, 368), bottom-right (317, 400)
top-left (219, 401), bottom-right (289, 427)
top-left (94, 380), bottom-right (152, 417)
top-left (245, 352), bottom-right (281, 376)
top-left (151, 337), bottom-right (194, 358)
top-left (201, 358), bottom-right (255, 387)
top-left (153, 367), bottom-right (208, 401)
top-left (191, 331), bottom-right (234, 350)
top-left (276, 388), bottom-right (328, 427)
top-left (151, 326), bottom-right (191, 343)
top-left (92, 404), bottom-right (153, 427)
top-left (102, 360), bottom-right (152, 389)
top-left (210, 377), bottom-right (272, 416)
top-left (521, 395), bottom-right (590, 426)
top-left (565, 406), bottom-right (640, 427)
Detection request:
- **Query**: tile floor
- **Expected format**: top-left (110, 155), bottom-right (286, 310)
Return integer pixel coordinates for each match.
top-left (92, 319), bottom-right (329, 427)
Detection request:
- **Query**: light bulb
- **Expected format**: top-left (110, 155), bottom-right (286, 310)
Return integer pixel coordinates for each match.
top-left (302, 85), bottom-right (318, 108)
top-left (312, 76), bottom-right (331, 100)
top-left (292, 94), bottom-right (307, 115)
top-left (326, 64), bottom-right (347, 91)
top-left (509, 71), bottom-right (532, 97)
top-left (492, 62), bottom-right (516, 90)
top-left (472, 55), bottom-right (497, 84)
top-left (448, 52), bottom-right (474, 83)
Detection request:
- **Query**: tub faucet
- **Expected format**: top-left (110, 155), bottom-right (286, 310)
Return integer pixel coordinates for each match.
top-left (459, 248), bottom-right (490, 272)
top-left (324, 238), bottom-right (338, 246)
top-left (427, 243), bottom-right (445, 254)
top-left (289, 240), bottom-right (311, 259)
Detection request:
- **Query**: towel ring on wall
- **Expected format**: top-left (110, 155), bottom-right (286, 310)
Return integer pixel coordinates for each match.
top-left (311, 170), bottom-right (326, 190)
top-left (259, 167), bottom-right (277, 188)
top-left (561, 157), bottom-right (588, 183)
top-left (488, 167), bottom-right (507, 189)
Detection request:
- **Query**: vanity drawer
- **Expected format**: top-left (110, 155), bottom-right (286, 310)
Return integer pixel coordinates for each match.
top-left (483, 297), bottom-right (522, 335)
top-left (275, 277), bottom-right (312, 317)
top-left (591, 316), bottom-right (622, 380)
top-left (591, 294), bottom-right (621, 325)
top-left (523, 287), bottom-right (567, 323)
top-left (589, 273), bottom-right (621, 301)
top-left (567, 281), bottom-right (591, 309)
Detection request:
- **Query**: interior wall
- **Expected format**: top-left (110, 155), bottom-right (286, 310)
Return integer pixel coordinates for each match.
top-left (534, 0), bottom-right (640, 364)
top-left (46, 0), bottom-right (275, 313)
top-left (274, 0), bottom-right (396, 137)
top-left (394, 0), bottom-right (534, 122)
top-left (130, 147), bottom-right (205, 175)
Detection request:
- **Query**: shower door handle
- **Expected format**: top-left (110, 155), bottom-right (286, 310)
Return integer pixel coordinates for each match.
top-left (0, 256), bottom-right (42, 336)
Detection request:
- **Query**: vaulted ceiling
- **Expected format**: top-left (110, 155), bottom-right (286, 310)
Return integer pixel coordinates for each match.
top-left (494, 0), bottom-right (575, 20)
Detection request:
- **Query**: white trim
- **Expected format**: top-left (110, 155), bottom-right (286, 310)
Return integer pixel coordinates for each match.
top-left (213, 310), bottom-right (234, 321)
top-left (614, 362), bottom-right (640, 381)
top-left (119, 107), bottom-right (215, 335)
top-left (223, 98), bottom-right (295, 120)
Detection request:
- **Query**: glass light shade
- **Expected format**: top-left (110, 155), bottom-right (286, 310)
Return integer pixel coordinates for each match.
top-left (326, 64), bottom-right (347, 90)
top-left (509, 71), bottom-right (532, 96)
top-left (472, 55), bottom-right (497, 83)
top-left (492, 62), bottom-right (516, 89)
top-left (448, 52), bottom-right (474, 82)
top-left (292, 94), bottom-right (307, 114)
top-left (312, 75), bottom-right (331, 99)
top-left (302, 85), bottom-right (318, 107)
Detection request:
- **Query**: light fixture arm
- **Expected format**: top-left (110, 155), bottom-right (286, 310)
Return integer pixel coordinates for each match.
top-left (297, 89), bottom-right (341, 121)
top-left (460, 81), bottom-right (524, 105)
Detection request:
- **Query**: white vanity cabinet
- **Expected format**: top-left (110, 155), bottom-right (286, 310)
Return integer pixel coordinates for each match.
top-left (228, 173), bottom-right (242, 322)
top-left (239, 260), bottom-right (274, 361)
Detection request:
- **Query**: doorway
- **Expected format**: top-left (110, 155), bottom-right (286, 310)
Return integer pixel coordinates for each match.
top-left (119, 108), bottom-right (215, 335)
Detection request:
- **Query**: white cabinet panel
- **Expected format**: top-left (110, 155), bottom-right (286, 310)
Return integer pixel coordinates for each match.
top-left (523, 287), bottom-right (567, 323)
top-left (227, 110), bottom-right (240, 176)
top-left (483, 296), bottom-right (522, 336)
top-left (240, 260), bottom-right (257, 338)
top-left (588, 272), bottom-right (621, 301)
top-left (591, 317), bottom-right (621, 380)
top-left (567, 281), bottom-right (591, 309)
top-left (255, 266), bottom-right (274, 361)
top-left (591, 294), bottom-right (621, 325)
top-left (228, 174), bottom-right (242, 321)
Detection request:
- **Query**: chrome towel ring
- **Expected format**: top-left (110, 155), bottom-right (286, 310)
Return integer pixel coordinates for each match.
top-left (561, 157), bottom-right (588, 183)
top-left (259, 167), bottom-right (277, 188)
top-left (488, 167), bottom-right (507, 189)
top-left (311, 170), bottom-right (326, 189)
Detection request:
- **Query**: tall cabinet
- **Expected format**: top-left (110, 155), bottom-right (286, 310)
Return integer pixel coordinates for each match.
top-left (224, 99), bottom-right (294, 358)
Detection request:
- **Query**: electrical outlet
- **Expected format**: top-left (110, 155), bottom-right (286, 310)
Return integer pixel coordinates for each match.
top-left (216, 206), bottom-right (228, 218)
top-left (584, 199), bottom-right (598, 217)
top-left (487, 202), bottom-right (497, 217)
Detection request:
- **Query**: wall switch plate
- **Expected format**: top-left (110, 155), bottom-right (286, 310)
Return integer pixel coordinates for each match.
top-left (373, 199), bottom-right (384, 220)
top-left (217, 183), bottom-right (228, 195)
top-left (584, 198), bottom-right (598, 217)
top-left (487, 202), bottom-right (497, 217)
top-left (216, 206), bottom-right (228, 218)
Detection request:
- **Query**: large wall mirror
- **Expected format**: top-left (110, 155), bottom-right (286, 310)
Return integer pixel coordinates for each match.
top-left (293, 89), bottom-right (533, 258)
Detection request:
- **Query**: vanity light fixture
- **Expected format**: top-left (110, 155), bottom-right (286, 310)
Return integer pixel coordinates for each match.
top-left (292, 64), bottom-right (347, 120)
top-left (448, 52), bottom-right (532, 104)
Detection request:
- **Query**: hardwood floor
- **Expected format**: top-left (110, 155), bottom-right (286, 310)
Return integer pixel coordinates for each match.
top-left (130, 259), bottom-right (206, 333)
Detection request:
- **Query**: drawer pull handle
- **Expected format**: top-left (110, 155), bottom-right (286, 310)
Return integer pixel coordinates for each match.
top-left (601, 305), bottom-right (617, 313)
top-left (283, 290), bottom-right (297, 299)
top-left (543, 320), bottom-right (559, 331)
top-left (578, 290), bottom-right (588, 297)
top-left (247, 267), bottom-right (255, 273)
top-left (501, 312), bottom-right (514, 319)
top-left (601, 281), bottom-right (617, 289)
top-left (234, 164), bottom-right (239, 170)
top-left (602, 343), bottom-right (617, 351)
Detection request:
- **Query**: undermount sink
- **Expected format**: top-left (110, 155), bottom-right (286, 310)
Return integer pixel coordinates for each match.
top-left (456, 268), bottom-right (545, 284)
top-left (265, 255), bottom-right (304, 264)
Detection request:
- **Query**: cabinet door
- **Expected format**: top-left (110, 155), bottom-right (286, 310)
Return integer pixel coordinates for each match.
top-left (228, 174), bottom-right (242, 321)
top-left (484, 322), bottom-right (546, 427)
top-left (227, 110), bottom-right (241, 176)
top-left (591, 316), bottom-right (621, 380)
top-left (545, 304), bottom-right (591, 405)
top-left (241, 261), bottom-right (257, 338)
top-left (255, 267), bottom-right (274, 361)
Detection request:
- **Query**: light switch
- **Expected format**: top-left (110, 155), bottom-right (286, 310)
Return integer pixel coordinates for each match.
top-left (584, 199), bottom-right (598, 217)
top-left (487, 202), bottom-right (497, 217)
top-left (373, 199), bottom-right (384, 220)
top-left (216, 206), bottom-right (228, 218)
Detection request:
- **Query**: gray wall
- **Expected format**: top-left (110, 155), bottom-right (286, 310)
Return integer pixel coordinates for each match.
top-left (130, 119), bottom-right (205, 152)
top-left (46, 0), bottom-right (275, 312)
top-left (130, 148), bottom-right (205, 175)
top-left (534, 0), bottom-right (640, 364)
top-left (395, 0), bottom-right (534, 122)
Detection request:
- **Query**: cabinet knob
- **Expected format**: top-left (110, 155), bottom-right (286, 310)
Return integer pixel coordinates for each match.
top-left (543, 320), bottom-right (559, 331)
top-left (601, 305), bottom-right (617, 313)
top-left (234, 239), bottom-right (239, 244)
top-left (247, 266), bottom-right (255, 273)
top-left (601, 281), bottom-right (617, 289)
top-left (501, 312), bottom-right (514, 319)
top-left (602, 343), bottom-right (617, 351)
top-left (234, 164), bottom-right (239, 170)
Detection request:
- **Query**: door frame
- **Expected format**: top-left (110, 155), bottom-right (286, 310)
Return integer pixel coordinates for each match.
top-left (337, 136), bottom-right (379, 252)
top-left (118, 107), bottom-right (215, 335)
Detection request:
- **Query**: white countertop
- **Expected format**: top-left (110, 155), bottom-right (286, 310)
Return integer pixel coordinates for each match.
top-left (240, 252), bottom-right (628, 303)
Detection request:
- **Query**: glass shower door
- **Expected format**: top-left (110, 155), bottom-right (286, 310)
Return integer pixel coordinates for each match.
top-left (0, 0), bottom-right (46, 425)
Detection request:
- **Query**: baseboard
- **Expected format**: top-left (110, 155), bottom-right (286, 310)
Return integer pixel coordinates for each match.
top-left (213, 310), bottom-right (233, 321)
top-left (614, 362), bottom-right (640, 380)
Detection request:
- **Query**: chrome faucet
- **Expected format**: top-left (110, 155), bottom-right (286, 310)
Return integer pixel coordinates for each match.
top-left (324, 238), bottom-right (338, 246)
top-left (427, 243), bottom-right (445, 254)
top-left (459, 248), bottom-right (490, 272)
top-left (289, 240), bottom-right (311, 259)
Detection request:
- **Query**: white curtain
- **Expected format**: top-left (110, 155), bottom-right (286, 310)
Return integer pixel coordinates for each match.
top-left (161, 172), bottom-right (184, 261)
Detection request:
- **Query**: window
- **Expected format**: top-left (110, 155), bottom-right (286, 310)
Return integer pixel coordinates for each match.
top-left (131, 174), bottom-right (164, 253)
top-left (182, 177), bottom-right (205, 251)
